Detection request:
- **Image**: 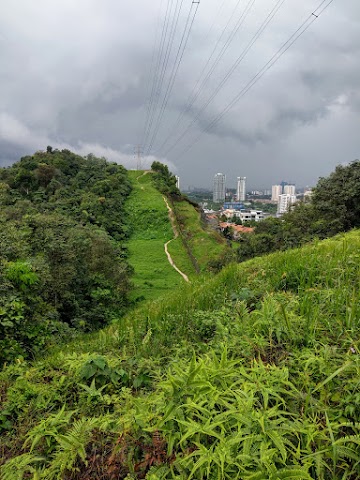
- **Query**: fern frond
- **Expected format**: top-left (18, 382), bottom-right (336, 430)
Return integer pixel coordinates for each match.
top-left (0, 454), bottom-right (44, 480)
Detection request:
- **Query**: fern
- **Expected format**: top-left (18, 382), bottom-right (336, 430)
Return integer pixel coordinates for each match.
top-left (40, 416), bottom-right (110, 479)
top-left (0, 453), bottom-right (44, 480)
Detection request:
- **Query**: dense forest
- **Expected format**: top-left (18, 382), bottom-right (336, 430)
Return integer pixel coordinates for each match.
top-left (0, 148), bottom-right (132, 364)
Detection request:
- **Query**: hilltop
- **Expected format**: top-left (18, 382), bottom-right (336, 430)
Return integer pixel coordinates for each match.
top-left (0, 149), bottom-right (133, 364)
top-left (1, 229), bottom-right (360, 479)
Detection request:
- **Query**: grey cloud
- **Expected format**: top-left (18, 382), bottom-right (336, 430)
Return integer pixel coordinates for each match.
top-left (0, 0), bottom-right (359, 189)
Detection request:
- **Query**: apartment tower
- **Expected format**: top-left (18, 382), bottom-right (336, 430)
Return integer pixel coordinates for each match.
top-left (213, 173), bottom-right (226, 202)
top-left (236, 176), bottom-right (246, 202)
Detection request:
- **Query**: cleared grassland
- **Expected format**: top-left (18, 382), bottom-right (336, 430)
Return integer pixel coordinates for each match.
top-left (171, 198), bottom-right (227, 271)
top-left (126, 171), bottom-right (193, 301)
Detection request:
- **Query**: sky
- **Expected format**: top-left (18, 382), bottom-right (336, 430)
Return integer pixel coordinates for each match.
top-left (0, 0), bottom-right (359, 190)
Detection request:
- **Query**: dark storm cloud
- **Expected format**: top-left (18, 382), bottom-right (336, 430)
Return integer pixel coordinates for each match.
top-left (0, 0), bottom-right (359, 188)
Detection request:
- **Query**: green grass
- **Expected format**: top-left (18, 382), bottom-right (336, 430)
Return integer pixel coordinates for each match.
top-left (126, 171), bottom-right (191, 301)
top-left (2, 231), bottom-right (360, 478)
top-left (171, 199), bottom-right (227, 271)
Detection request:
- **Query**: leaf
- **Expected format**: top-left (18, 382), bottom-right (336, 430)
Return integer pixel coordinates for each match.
top-left (313, 361), bottom-right (352, 393)
top-left (92, 357), bottom-right (107, 370)
top-left (267, 430), bottom-right (287, 463)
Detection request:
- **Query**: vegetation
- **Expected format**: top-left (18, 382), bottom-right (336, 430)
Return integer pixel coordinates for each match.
top-left (0, 149), bottom-right (132, 364)
top-left (1, 229), bottom-right (360, 478)
top-left (1, 158), bottom-right (360, 479)
top-left (151, 161), bottom-right (179, 196)
top-left (171, 199), bottom-right (229, 273)
top-left (236, 160), bottom-right (360, 262)
top-left (125, 170), bottom-right (192, 302)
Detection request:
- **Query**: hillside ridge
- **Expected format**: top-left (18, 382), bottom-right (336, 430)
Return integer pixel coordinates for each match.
top-left (126, 169), bottom-right (227, 301)
top-left (1, 229), bottom-right (360, 478)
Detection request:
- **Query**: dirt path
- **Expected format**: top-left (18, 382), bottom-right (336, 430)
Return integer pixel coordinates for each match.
top-left (136, 170), bottom-right (151, 188)
top-left (163, 197), bottom-right (190, 283)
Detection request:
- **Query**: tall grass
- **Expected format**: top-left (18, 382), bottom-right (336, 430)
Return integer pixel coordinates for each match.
top-left (2, 230), bottom-right (360, 479)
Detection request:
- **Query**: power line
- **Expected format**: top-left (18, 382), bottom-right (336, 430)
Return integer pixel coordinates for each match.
top-left (157, 0), bottom-right (258, 153)
top-left (140, 0), bottom-right (165, 147)
top-left (142, 0), bottom-right (174, 150)
top-left (162, 0), bottom-right (286, 157)
top-left (143, 0), bottom-right (185, 151)
top-left (173, 0), bottom-right (335, 161)
top-left (145, 1), bottom-right (200, 155)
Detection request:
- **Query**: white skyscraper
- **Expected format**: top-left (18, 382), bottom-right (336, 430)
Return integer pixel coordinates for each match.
top-left (213, 173), bottom-right (226, 202)
top-left (175, 175), bottom-right (180, 190)
top-left (272, 185), bottom-right (282, 202)
top-left (236, 176), bottom-right (246, 202)
top-left (277, 194), bottom-right (297, 214)
top-left (284, 184), bottom-right (296, 195)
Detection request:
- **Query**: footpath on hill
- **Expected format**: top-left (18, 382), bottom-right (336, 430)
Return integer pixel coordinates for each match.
top-left (126, 170), bottom-right (195, 301)
top-left (163, 196), bottom-right (190, 283)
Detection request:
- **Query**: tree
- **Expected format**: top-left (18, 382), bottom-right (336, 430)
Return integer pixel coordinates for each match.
top-left (312, 160), bottom-right (360, 235)
top-left (0, 149), bottom-right (134, 364)
top-left (151, 161), bottom-right (179, 196)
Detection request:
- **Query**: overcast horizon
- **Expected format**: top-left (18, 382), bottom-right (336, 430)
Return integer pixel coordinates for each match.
top-left (1, 0), bottom-right (359, 190)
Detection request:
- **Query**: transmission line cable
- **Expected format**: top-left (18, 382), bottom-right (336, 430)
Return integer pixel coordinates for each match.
top-left (162, 0), bottom-right (286, 156)
top-left (146, 0), bottom-right (200, 155)
top-left (173, 0), bottom-right (335, 161)
top-left (142, 0), bottom-right (174, 150)
top-left (143, 0), bottom-right (180, 150)
top-left (157, 0), bottom-right (258, 153)
top-left (143, 0), bottom-right (186, 152)
top-left (140, 0), bottom-right (165, 148)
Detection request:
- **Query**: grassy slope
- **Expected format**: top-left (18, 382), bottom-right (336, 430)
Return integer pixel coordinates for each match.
top-left (126, 171), bottom-right (194, 301)
top-left (2, 231), bottom-right (360, 478)
top-left (171, 198), bottom-right (227, 272)
top-left (126, 171), bottom-right (228, 301)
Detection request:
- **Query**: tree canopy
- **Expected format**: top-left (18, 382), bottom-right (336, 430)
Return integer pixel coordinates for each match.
top-left (0, 149), bottom-right (133, 364)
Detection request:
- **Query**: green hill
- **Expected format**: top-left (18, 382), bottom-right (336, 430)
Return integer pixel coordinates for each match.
top-left (125, 170), bottom-right (194, 301)
top-left (0, 149), bottom-right (133, 364)
top-left (1, 230), bottom-right (360, 479)
top-left (126, 170), bottom-right (228, 301)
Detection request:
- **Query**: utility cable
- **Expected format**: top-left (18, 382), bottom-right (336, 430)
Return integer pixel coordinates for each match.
top-left (140, 0), bottom-right (165, 148)
top-left (173, 0), bottom-right (335, 161)
top-left (142, 0), bottom-right (174, 150)
top-left (157, 0), bottom-right (257, 153)
top-left (162, 0), bottom-right (286, 157)
top-left (143, 0), bottom-right (181, 150)
top-left (143, 0), bottom-right (185, 151)
top-left (146, 1), bottom-right (200, 155)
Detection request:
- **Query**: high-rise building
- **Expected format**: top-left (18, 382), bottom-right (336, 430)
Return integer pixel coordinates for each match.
top-left (277, 194), bottom-right (297, 214)
top-left (271, 185), bottom-right (282, 202)
top-left (284, 184), bottom-right (296, 195)
top-left (236, 176), bottom-right (246, 202)
top-left (213, 173), bottom-right (226, 202)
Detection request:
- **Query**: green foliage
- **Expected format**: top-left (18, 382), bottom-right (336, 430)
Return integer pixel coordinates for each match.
top-left (170, 197), bottom-right (228, 272)
top-left (0, 149), bottom-right (133, 365)
top-left (236, 160), bottom-right (360, 263)
top-left (78, 356), bottom-right (129, 388)
top-left (2, 220), bottom-right (360, 478)
top-left (312, 159), bottom-right (360, 234)
top-left (126, 170), bottom-right (187, 301)
top-left (151, 161), bottom-right (179, 196)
